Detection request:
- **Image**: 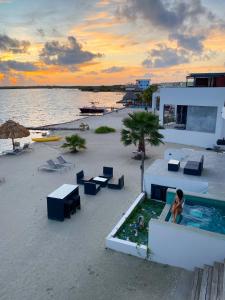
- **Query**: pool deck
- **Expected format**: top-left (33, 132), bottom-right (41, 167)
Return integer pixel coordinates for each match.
top-left (144, 150), bottom-right (225, 199)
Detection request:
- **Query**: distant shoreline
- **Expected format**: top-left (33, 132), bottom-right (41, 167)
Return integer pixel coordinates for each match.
top-left (0, 85), bottom-right (126, 92)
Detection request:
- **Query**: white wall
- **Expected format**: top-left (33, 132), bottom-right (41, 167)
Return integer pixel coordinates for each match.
top-left (144, 174), bottom-right (208, 197)
top-left (159, 87), bottom-right (225, 147)
top-left (148, 219), bottom-right (225, 270)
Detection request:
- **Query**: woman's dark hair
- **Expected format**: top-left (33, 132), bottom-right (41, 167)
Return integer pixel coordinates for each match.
top-left (176, 189), bottom-right (183, 200)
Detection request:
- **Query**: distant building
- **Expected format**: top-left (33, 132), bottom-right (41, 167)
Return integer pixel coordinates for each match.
top-left (153, 72), bottom-right (225, 147)
top-left (136, 79), bottom-right (150, 90)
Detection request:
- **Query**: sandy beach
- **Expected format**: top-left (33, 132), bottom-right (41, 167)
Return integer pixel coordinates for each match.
top-left (0, 108), bottom-right (192, 300)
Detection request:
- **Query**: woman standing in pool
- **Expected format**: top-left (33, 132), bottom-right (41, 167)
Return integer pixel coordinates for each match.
top-left (171, 189), bottom-right (184, 223)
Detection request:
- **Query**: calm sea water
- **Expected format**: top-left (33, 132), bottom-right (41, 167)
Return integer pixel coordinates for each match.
top-left (0, 89), bottom-right (123, 152)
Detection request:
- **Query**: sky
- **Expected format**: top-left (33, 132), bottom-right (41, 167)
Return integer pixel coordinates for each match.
top-left (0, 0), bottom-right (225, 86)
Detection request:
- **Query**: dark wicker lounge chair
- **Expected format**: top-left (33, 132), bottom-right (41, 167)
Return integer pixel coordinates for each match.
top-left (76, 170), bottom-right (93, 184)
top-left (100, 166), bottom-right (113, 179)
top-left (84, 182), bottom-right (101, 195)
top-left (183, 155), bottom-right (204, 176)
top-left (108, 175), bottom-right (124, 189)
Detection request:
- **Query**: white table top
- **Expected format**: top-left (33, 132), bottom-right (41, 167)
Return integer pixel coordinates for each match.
top-left (93, 176), bottom-right (108, 182)
top-left (48, 184), bottom-right (79, 199)
top-left (168, 159), bottom-right (180, 165)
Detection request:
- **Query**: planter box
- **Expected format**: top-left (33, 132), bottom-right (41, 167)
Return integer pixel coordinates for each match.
top-left (105, 192), bottom-right (148, 259)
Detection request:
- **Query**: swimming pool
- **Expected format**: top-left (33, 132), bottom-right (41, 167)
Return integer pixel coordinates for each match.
top-left (166, 192), bottom-right (225, 234)
top-left (180, 199), bottom-right (225, 235)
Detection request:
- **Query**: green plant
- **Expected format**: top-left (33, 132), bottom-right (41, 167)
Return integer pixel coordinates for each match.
top-left (121, 111), bottom-right (164, 158)
top-left (95, 126), bottom-right (116, 134)
top-left (62, 134), bottom-right (86, 152)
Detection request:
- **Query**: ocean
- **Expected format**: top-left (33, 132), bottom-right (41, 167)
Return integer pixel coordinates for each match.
top-left (0, 88), bottom-right (123, 152)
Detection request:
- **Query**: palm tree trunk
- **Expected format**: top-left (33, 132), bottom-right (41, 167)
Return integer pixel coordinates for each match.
top-left (138, 136), bottom-right (145, 157)
top-left (12, 138), bottom-right (15, 150)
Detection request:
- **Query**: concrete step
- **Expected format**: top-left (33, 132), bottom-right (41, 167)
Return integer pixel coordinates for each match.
top-left (190, 267), bottom-right (203, 300)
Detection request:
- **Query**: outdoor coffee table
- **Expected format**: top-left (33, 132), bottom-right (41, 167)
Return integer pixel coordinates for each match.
top-left (168, 159), bottom-right (180, 172)
top-left (92, 176), bottom-right (108, 187)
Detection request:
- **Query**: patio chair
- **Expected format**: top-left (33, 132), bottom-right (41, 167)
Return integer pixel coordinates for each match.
top-left (107, 175), bottom-right (124, 190)
top-left (57, 156), bottom-right (73, 168)
top-left (76, 170), bottom-right (93, 184)
top-left (84, 182), bottom-right (101, 195)
top-left (100, 166), bottom-right (113, 179)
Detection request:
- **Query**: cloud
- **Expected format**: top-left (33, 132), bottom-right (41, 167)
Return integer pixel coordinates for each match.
top-left (169, 32), bottom-right (205, 52)
top-left (40, 36), bottom-right (102, 65)
top-left (37, 28), bottom-right (45, 37)
top-left (142, 44), bottom-right (189, 68)
top-left (102, 66), bottom-right (125, 73)
top-left (117, 0), bottom-right (212, 30)
top-left (0, 60), bottom-right (39, 72)
top-left (0, 34), bottom-right (30, 53)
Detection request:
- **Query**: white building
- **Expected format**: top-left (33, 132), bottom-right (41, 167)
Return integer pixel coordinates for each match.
top-left (136, 79), bottom-right (150, 90)
top-left (153, 73), bottom-right (225, 148)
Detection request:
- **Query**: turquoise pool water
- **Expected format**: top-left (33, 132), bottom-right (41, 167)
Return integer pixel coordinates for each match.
top-left (180, 200), bottom-right (225, 235)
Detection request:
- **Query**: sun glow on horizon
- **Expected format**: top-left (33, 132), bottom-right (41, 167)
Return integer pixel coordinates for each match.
top-left (0, 0), bottom-right (225, 86)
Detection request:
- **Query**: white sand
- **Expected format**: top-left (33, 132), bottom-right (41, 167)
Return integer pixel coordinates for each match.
top-left (0, 108), bottom-right (192, 300)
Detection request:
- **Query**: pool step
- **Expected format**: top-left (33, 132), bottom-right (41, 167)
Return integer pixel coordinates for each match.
top-left (190, 261), bottom-right (225, 300)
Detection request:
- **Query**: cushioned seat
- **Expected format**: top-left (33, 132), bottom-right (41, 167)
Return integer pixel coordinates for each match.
top-left (108, 175), bottom-right (124, 189)
top-left (84, 182), bottom-right (101, 195)
top-left (99, 166), bottom-right (113, 179)
top-left (76, 170), bottom-right (93, 184)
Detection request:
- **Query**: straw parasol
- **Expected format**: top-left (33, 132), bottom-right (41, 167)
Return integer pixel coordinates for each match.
top-left (0, 120), bottom-right (30, 150)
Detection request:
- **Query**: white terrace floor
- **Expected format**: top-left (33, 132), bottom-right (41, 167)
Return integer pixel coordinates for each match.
top-left (144, 149), bottom-right (225, 199)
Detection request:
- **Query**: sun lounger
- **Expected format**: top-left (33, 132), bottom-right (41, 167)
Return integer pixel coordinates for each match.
top-left (38, 159), bottom-right (67, 172)
top-left (3, 148), bottom-right (23, 155)
top-left (22, 143), bottom-right (32, 151)
top-left (57, 156), bottom-right (73, 168)
top-left (47, 159), bottom-right (67, 169)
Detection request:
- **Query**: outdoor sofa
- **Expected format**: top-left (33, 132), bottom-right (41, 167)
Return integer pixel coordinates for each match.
top-left (183, 155), bottom-right (204, 176)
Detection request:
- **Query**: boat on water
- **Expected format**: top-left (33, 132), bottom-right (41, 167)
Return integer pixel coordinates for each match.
top-left (79, 102), bottom-right (106, 114)
top-left (32, 136), bottom-right (62, 142)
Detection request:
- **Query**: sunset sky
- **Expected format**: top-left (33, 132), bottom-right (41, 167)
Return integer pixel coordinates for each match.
top-left (0, 0), bottom-right (225, 85)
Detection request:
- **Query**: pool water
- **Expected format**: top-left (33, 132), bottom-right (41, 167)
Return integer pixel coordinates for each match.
top-left (180, 202), bottom-right (225, 235)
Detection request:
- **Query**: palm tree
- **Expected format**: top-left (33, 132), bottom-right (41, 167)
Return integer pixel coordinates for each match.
top-left (62, 134), bottom-right (86, 152)
top-left (121, 111), bottom-right (164, 158)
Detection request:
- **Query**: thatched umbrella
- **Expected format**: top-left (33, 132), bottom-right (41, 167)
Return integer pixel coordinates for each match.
top-left (0, 120), bottom-right (30, 150)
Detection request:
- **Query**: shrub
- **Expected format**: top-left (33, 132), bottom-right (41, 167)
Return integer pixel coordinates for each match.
top-left (62, 134), bottom-right (86, 152)
top-left (95, 126), bottom-right (116, 134)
